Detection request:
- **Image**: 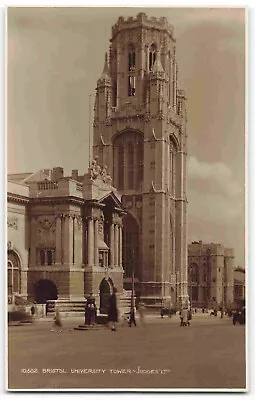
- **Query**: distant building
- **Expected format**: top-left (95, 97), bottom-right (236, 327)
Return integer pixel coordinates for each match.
top-left (188, 241), bottom-right (235, 308)
top-left (7, 163), bottom-right (126, 312)
top-left (233, 267), bottom-right (245, 307)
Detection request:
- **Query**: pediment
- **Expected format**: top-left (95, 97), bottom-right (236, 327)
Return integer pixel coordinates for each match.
top-left (97, 191), bottom-right (124, 211)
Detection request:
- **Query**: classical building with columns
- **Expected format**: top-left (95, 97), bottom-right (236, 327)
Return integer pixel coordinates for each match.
top-left (93, 13), bottom-right (189, 307)
top-left (188, 241), bottom-right (235, 309)
top-left (7, 164), bottom-right (125, 312)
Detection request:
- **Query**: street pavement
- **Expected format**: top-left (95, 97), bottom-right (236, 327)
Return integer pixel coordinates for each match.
top-left (7, 314), bottom-right (246, 391)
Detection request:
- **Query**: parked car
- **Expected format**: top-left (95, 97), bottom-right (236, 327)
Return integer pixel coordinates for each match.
top-left (232, 307), bottom-right (245, 325)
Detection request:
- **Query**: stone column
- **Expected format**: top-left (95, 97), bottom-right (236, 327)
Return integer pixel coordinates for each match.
top-left (60, 215), bottom-right (65, 264)
top-left (109, 223), bottom-right (115, 267)
top-left (30, 217), bottom-right (37, 266)
top-left (72, 216), bottom-right (75, 265)
top-left (119, 225), bottom-right (123, 268)
top-left (63, 215), bottom-right (69, 264)
top-left (114, 224), bottom-right (119, 267)
top-left (63, 214), bottom-right (73, 265)
top-left (88, 218), bottom-right (94, 266)
top-left (44, 250), bottom-right (47, 265)
top-left (94, 219), bottom-right (99, 267)
top-left (55, 215), bottom-right (62, 264)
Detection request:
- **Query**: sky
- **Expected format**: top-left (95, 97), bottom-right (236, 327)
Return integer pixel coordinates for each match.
top-left (7, 6), bottom-right (246, 266)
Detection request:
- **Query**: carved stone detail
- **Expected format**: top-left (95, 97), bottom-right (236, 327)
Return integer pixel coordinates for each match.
top-left (88, 156), bottom-right (112, 184)
top-left (7, 217), bottom-right (18, 230)
top-left (76, 216), bottom-right (83, 231)
top-left (36, 216), bottom-right (56, 247)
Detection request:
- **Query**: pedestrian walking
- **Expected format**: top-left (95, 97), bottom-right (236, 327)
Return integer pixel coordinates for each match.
top-left (108, 287), bottom-right (118, 331)
top-left (182, 308), bottom-right (188, 326)
top-left (31, 304), bottom-right (35, 317)
top-left (187, 309), bottom-right (192, 326)
top-left (129, 307), bottom-right (137, 327)
top-left (137, 302), bottom-right (146, 326)
top-left (179, 309), bottom-right (183, 326)
top-left (51, 308), bottom-right (62, 332)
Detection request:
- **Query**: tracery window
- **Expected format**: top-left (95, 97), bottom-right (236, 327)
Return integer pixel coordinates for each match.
top-left (128, 76), bottom-right (136, 96)
top-left (113, 131), bottom-right (144, 191)
top-left (149, 44), bottom-right (157, 71)
top-left (128, 46), bottom-right (136, 71)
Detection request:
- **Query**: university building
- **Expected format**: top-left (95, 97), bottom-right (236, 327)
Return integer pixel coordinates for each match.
top-left (7, 165), bottom-right (126, 312)
top-left (188, 241), bottom-right (235, 309)
top-left (93, 13), bottom-right (189, 307)
top-left (7, 13), bottom-right (189, 310)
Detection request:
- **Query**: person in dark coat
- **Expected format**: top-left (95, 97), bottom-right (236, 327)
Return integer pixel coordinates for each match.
top-left (108, 287), bottom-right (118, 331)
top-left (129, 307), bottom-right (137, 327)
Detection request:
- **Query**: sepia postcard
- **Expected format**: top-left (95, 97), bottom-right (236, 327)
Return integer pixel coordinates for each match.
top-left (6, 5), bottom-right (246, 392)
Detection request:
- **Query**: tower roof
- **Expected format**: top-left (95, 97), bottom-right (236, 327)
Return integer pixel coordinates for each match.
top-left (97, 52), bottom-right (111, 84)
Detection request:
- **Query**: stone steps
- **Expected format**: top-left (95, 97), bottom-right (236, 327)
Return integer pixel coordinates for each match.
top-left (46, 290), bottom-right (134, 317)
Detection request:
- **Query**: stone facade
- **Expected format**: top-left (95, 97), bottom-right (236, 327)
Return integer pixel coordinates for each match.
top-left (7, 165), bottom-right (125, 310)
top-left (92, 13), bottom-right (188, 307)
top-left (188, 241), bottom-right (235, 309)
top-left (233, 267), bottom-right (245, 307)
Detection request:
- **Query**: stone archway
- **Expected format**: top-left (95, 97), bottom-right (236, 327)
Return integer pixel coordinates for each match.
top-left (34, 279), bottom-right (58, 304)
top-left (99, 278), bottom-right (112, 314)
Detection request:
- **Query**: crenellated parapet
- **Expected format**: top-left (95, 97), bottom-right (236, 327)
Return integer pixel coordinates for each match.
top-left (111, 13), bottom-right (175, 41)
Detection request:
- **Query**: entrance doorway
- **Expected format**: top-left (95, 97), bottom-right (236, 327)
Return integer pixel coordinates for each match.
top-left (34, 279), bottom-right (58, 304)
top-left (99, 278), bottom-right (112, 314)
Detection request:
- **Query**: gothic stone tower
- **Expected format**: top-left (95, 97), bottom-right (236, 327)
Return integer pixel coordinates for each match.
top-left (93, 13), bottom-right (188, 307)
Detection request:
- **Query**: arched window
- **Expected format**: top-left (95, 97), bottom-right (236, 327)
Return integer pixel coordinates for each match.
top-left (113, 131), bottom-right (144, 191)
top-left (118, 144), bottom-right (124, 189)
top-left (128, 75), bottom-right (136, 96)
top-left (128, 46), bottom-right (136, 71)
top-left (128, 143), bottom-right (134, 189)
top-left (149, 44), bottom-right (157, 71)
top-left (8, 251), bottom-right (21, 295)
top-left (189, 263), bottom-right (199, 284)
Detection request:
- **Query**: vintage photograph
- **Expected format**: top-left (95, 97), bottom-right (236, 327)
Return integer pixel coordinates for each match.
top-left (7, 6), bottom-right (246, 391)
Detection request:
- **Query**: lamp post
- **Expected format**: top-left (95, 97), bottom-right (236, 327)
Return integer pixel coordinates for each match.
top-left (131, 248), bottom-right (135, 311)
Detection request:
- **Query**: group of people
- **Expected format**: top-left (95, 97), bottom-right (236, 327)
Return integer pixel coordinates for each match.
top-left (51, 290), bottom-right (194, 332)
top-left (107, 287), bottom-right (145, 331)
top-left (179, 307), bottom-right (192, 326)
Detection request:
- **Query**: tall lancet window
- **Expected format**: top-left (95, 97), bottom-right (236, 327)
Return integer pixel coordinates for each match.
top-left (137, 141), bottom-right (144, 189)
top-left (118, 144), bottom-right (124, 189)
top-left (149, 44), bottom-right (157, 71)
top-left (128, 76), bottom-right (136, 96)
top-left (128, 45), bottom-right (136, 71)
top-left (128, 143), bottom-right (134, 189)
